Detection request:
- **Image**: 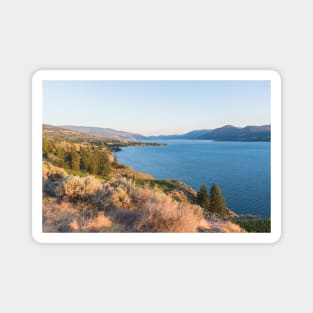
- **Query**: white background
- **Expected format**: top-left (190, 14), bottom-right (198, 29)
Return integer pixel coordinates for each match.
top-left (0, 1), bottom-right (311, 312)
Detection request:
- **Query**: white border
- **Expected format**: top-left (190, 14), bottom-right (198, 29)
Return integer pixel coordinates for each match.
top-left (32, 70), bottom-right (281, 243)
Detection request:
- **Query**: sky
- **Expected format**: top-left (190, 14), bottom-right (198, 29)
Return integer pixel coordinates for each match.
top-left (43, 80), bottom-right (270, 136)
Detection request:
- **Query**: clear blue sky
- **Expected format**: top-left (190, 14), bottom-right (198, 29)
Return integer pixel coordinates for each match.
top-left (43, 80), bottom-right (270, 136)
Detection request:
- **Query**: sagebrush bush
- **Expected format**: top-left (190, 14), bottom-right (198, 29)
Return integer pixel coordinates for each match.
top-left (110, 186), bottom-right (131, 208)
top-left (42, 161), bottom-right (68, 180)
top-left (43, 200), bottom-right (78, 232)
top-left (56, 175), bottom-right (103, 201)
top-left (103, 177), bottom-right (135, 209)
top-left (133, 188), bottom-right (204, 232)
top-left (101, 177), bottom-right (204, 232)
top-left (111, 209), bottom-right (142, 231)
top-left (43, 198), bottom-right (112, 233)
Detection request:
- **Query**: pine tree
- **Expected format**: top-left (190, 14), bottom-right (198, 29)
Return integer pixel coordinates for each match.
top-left (42, 138), bottom-right (49, 158)
top-left (95, 148), bottom-right (111, 176)
top-left (69, 148), bottom-right (80, 171)
top-left (209, 183), bottom-right (228, 215)
top-left (56, 147), bottom-right (65, 167)
top-left (197, 184), bottom-right (210, 210)
top-left (42, 137), bottom-right (54, 158)
top-left (80, 148), bottom-right (92, 172)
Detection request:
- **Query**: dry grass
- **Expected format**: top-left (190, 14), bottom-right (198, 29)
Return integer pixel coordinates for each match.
top-left (43, 199), bottom-right (78, 232)
top-left (71, 214), bottom-right (112, 232)
top-left (42, 164), bottom-right (244, 233)
top-left (200, 216), bottom-right (246, 233)
top-left (43, 198), bottom-right (112, 232)
top-left (110, 166), bottom-right (154, 180)
top-left (105, 178), bottom-right (204, 232)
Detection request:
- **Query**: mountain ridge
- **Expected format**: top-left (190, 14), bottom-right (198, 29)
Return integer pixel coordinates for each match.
top-left (60, 124), bottom-right (271, 142)
top-left (61, 125), bottom-right (145, 141)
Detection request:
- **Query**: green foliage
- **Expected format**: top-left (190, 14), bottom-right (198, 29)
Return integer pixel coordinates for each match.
top-left (197, 184), bottom-right (210, 210)
top-left (95, 148), bottom-right (111, 176)
top-left (42, 137), bottom-right (55, 158)
top-left (42, 138), bottom-right (49, 158)
top-left (233, 218), bottom-right (271, 233)
top-left (134, 178), bottom-right (174, 190)
top-left (69, 148), bottom-right (80, 171)
top-left (80, 148), bottom-right (94, 173)
top-left (42, 137), bottom-right (111, 177)
top-left (210, 183), bottom-right (228, 215)
top-left (55, 147), bottom-right (65, 167)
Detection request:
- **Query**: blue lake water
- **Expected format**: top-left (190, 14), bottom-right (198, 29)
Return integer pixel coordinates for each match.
top-left (115, 140), bottom-right (271, 218)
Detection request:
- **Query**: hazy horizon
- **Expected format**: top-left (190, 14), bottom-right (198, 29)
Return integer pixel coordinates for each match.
top-left (43, 80), bottom-right (270, 136)
top-left (49, 122), bottom-right (271, 137)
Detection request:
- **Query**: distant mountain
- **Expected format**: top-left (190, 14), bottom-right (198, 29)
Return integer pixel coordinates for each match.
top-left (147, 125), bottom-right (271, 142)
top-left (61, 125), bottom-right (145, 141)
top-left (198, 125), bottom-right (271, 141)
top-left (148, 129), bottom-right (211, 140)
top-left (43, 124), bottom-right (117, 143)
top-left (58, 124), bottom-right (270, 142)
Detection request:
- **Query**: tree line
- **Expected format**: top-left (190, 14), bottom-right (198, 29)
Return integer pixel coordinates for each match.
top-left (197, 183), bottom-right (229, 216)
top-left (43, 138), bottom-right (111, 176)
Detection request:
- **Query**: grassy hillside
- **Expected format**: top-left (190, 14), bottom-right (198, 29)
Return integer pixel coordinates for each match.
top-left (43, 124), bottom-right (165, 150)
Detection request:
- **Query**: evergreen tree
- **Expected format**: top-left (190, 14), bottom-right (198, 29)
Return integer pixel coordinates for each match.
top-left (95, 148), bottom-right (111, 176)
top-left (209, 183), bottom-right (228, 215)
top-left (197, 184), bottom-right (210, 210)
top-left (69, 148), bottom-right (80, 171)
top-left (42, 137), bottom-right (54, 158)
top-left (80, 148), bottom-right (92, 172)
top-left (42, 138), bottom-right (49, 158)
top-left (89, 157), bottom-right (98, 175)
top-left (56, 146), bottom-right (65, 167)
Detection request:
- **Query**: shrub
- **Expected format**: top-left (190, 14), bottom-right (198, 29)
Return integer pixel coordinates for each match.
top-left (110, 186), bottom-right (131, 208)
top-left (111, 209), bottom-right (142, 231)
top-left (42, 161), bottom-right (68, 180)
top-left (233, 218), bottom-right (271, 233)
top-left (101, 177), bottom-right (204, 232)
top-left (102, 177), bottom-right (135, 209)
top-left (43, 200), bottom-right (78, 232)
top-left (56, 175), bottom-right (103, 201)
top-left (43, 198), bottom-right (112, 232)
top-left (136, 191), bottom-right (204, 232)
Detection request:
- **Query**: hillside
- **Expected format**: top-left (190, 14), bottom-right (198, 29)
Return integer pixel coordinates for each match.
top-left (42, 133), bottom-right (248, 233)
top-left (61, 125), bottom-right (145, 141)
top-left (148, 125), bottom-right (271, 141)
top-left (198, 125), bottom-right (271, 141)
top-left (43, 124), bottom-right (165, 149)
top-left (43, 124), bottom-right (119, 143)
top-left (60, 124), bottom-right (270, 142)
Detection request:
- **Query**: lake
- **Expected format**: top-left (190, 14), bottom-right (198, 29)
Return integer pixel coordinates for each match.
top-left (115, 140), bottom-right (270, 217)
